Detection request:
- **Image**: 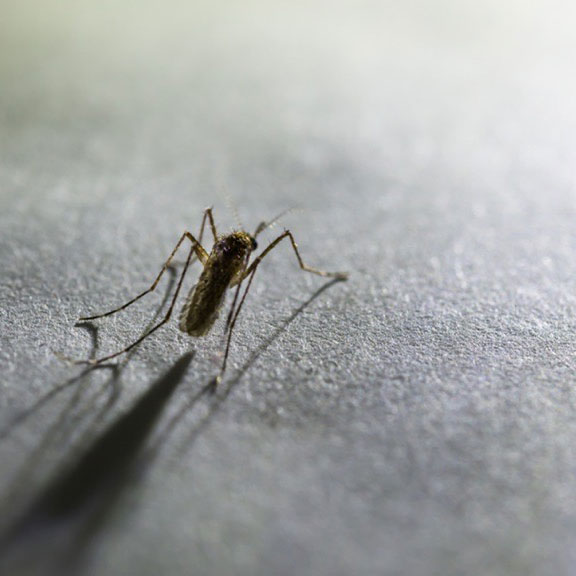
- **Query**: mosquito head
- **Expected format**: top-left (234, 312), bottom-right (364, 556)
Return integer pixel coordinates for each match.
top-left (218, 231), bottom-right (257, 259)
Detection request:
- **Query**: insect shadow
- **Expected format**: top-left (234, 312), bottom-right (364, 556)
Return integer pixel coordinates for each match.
top-left (0, 277), bottom-right (344, 574)
top-left (0, 266), bottom-right (180, 522)
top-left (0, 349), bottom-right (122, 525)
top-left (72, 207), bottom-right (347, 384)
top-left (0, 352), bottom-right (195, 576)
top-left (147, 276), bottom-right (345, 463)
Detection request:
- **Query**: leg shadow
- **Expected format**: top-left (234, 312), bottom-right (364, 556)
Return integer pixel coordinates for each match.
top-left (0, 352), bottom-right (195, 576)
top-left (0, 264), bottom-right (180, 508)
top-left (159, 277), bottom-right (345, 462)
top-left (221, 277), bottom-right (346, 399)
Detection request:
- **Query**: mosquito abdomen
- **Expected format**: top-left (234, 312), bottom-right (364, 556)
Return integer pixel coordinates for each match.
top-left (178, 279), bottom-right (227, 336)
top-left (178, 254), bottom-right (239, 336)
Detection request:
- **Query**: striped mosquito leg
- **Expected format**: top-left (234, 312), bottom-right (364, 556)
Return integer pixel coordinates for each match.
top-left (81, 238), bottom-right (198, 365)
top-left (78, 225), bottom-right (211, 322)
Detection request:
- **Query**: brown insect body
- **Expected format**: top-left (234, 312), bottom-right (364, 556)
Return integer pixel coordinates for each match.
top-left (73, 207), bottom-right (346, 382)
top-left (178, 230), bottom-right (256, 336)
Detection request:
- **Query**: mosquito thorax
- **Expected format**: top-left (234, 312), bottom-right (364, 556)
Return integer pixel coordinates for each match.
top-left (215, 231), bottom-right (255, 259)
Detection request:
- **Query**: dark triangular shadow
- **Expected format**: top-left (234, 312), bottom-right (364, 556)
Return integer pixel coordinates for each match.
top-left (161, 277), bottom-right (346, 462)
top-left (0, 352), bottom-right (194, 576)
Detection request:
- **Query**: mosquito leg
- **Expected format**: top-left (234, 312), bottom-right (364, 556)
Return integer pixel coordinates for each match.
top-left (165, 206), bottom-right (216, 268)
top-left (244, 230), bottom-right (348, 280)
top-left (216, 230), bottom-right (347, 383)
top-left (217, 265), bottom-right (258, 383)
top-left (78, 231), bottom-right (209, 322)
top-left (80, 241), bottom-right (197, 365)
top-left (225, 271), bottom-right (244, 330)
top-left (204, 207), bottom-right (218, 242)
top-left (195, 206), bottom-right (218, 246)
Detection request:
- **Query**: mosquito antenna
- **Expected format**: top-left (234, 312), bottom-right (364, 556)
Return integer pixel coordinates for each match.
top-left (253, 205), bottom-right (301, 238)
top-left (225, 194), bottom-right (243, 231)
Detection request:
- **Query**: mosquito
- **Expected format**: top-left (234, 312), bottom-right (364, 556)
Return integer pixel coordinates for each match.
top-left (74, 208), bottom-right (348, 383)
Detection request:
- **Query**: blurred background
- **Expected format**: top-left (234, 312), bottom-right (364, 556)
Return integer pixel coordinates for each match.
top-left (2, 1), bottom-right (576, 575)
top-left (3, 0), bottom-right (575, 221)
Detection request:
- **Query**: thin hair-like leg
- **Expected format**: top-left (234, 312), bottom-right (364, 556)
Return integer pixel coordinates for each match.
top-left (215, 229), bottom-right (347, 383)
top-left (78, 209), bottom-right (214, 322)
top-left (225, 252), bottom-right (252, 329)
top-left (244, 230), bottom-right (348, 280)
top-left (203, 207), bottom-right (218, 243)
top-left (80, 240), bottom-right (198, 365)
top-left (217, 266), bottom-right (258, 383)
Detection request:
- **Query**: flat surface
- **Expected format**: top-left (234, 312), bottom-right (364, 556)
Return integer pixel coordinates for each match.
top-left (2, 1), bottom-right (576, 575)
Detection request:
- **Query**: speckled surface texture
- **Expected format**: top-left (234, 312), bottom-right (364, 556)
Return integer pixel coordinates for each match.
top-left (2, 1), bottom-right (576, 575)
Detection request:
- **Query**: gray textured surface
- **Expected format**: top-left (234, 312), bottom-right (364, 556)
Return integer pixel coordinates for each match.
top-left (2, 1), bottom-right (576, 575)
